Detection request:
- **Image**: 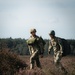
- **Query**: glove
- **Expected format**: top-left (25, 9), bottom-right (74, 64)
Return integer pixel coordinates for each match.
top-left (48, 51), bottom-right (50, 54)
top-left (40, 54), bottom-right (43, 58)
top-left (60, 53), bottom-right (62, 57)
top-left (58, 51), bottom-right (62, 57)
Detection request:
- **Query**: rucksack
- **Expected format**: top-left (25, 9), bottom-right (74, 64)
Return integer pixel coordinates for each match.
top-left (38, 37), bottom-right (46, 55)
top-left (26, 37), bottom-right (36, 45)
top-left (60, 38), bottom-right (71, 56)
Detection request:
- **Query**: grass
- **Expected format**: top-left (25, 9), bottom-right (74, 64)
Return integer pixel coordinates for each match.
top-left (0, 49), bottom-right (75, 75)
top-left (17, 55), bottom-right (75, 75)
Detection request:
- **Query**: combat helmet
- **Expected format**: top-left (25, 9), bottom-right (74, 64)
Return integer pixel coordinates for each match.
top-left (49, 30), bottom-right (55, 35)
top-left (30, 28), bottom-right (36, 33)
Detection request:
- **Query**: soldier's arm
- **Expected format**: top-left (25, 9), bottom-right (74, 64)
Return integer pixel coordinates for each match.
top-left (58, 38), bottom-right (63, 55)
top-left (48, 41), bottom-right (53, 54)
top-left (28, 46), bottom-right (32, 55)
top-left (59, 44), bottom-right (63, 54)
top-left (39, 37), bottom-right (46, 54)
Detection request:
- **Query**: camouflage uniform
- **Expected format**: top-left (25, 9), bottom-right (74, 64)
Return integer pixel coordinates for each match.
top-left (48, 30), bottom-right (67, 74)
top-left (27, 29), bottom-right (42, 69)
top-left (48, 37), bottom-right (63, 66)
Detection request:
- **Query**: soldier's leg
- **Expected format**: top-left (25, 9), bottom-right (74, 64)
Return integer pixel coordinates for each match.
top-left (30, 55), bottom-right (35, 69)
top-left (30, 51), bottom-right (38, 69)
top-left (54, 55), bottom-right (59, 71)
top-left (54, 53), bottom-right (67, 74)
top-left (58, 62), bottom-right (68, 74)
top-left (35, 56), bottom-right (42, 69)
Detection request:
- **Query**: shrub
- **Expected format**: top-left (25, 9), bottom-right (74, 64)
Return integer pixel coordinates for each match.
top-left (0, 49), bottom-right (28, 75)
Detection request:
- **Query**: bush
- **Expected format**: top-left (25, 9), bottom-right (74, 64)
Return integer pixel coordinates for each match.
top-left (0, 49), bottom-right (28, 75)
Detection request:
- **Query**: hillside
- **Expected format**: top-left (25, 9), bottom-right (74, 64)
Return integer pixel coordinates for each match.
top-left (16, 55), bottom-right (75, 75)
top-left (0, 49), bottom-right (75, 75)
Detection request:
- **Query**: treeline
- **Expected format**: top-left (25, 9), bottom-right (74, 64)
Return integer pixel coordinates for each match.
top-left (0, 38), bottom-right (29, 55)
top-left (0, 38), bottom-right (75, 55)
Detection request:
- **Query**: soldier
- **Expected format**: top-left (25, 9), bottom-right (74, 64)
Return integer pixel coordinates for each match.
top-left (48, 30), bottom-right (68, 74)
top-left (27, 28), bottom-right (45, 69)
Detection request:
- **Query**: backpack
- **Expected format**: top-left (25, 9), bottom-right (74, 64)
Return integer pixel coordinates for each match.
top-left (38, 37), bottom-right (46, 55)
top-left (60, 38), bottom-right (71, 56)
top-left (26, 38), bottom-right (36, 45)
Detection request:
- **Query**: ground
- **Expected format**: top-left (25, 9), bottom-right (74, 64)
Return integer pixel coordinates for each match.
top-left (15, 55), bottom-right (75, 75)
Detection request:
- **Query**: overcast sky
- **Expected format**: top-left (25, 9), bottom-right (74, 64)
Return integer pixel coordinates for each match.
top-left (0, 0), bottom-right (75, 39)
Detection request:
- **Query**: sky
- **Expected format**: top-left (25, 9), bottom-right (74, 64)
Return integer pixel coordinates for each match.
top-left (0, 0), bottom-right (75, 39)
